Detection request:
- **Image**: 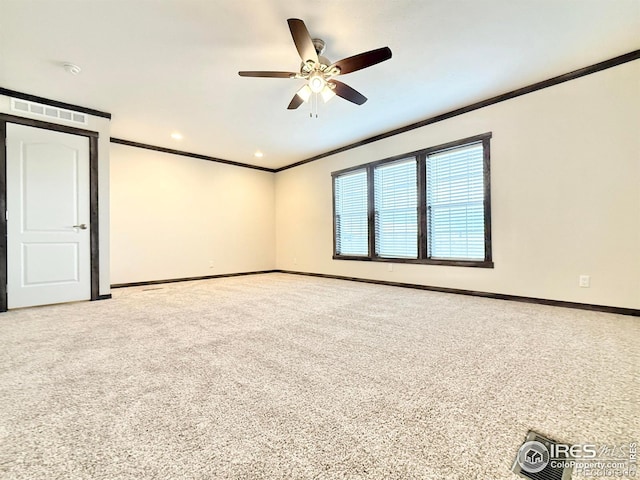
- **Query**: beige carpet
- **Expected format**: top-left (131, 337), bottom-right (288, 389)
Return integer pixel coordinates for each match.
top-left (0, 272), bottom-right (638, 479)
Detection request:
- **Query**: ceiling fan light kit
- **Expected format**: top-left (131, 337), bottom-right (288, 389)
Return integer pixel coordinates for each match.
top-left (296, 84), bottom-right (312, 103)
top-left (320, 85), bottom-right (336, 103)
top-left (238, 18), bottom-right (392, 113)
top-left (308, 72), bottom-right (326, 93)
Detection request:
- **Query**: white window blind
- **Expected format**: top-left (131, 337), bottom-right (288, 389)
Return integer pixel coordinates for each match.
top-left (335, 169), bottom-right (368, 256)
top-left (374, 158), bottom-right (418, 258)
top-left (426, 143), bottom-right (485, 260)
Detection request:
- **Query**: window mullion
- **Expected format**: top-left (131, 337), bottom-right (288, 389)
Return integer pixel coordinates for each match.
top-left (367, 164), bottom-right (376, 259)
top-left (417, 154), bottom-right (427, 260)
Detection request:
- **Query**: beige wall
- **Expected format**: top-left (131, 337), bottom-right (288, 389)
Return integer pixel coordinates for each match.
top-left (275, 61), bottom-right (640, 309)
top-left (110, 144), bottom-right (275, 284)
top-left (0, 94), bottom-right (112, 296)
top-left (6, 60), bottom-right (637, 310)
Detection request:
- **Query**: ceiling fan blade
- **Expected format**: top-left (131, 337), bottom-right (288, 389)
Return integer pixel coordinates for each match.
top-left (330, 47), bottom-right (392, 75)
top-left (287, 93), bottom-right (304, 110)
top-left (238, 71), bottom-right (296, 78)
top-left (330, 80), bottom-right (367, 105)
top-left (287, 18), bottom-right (318, 65)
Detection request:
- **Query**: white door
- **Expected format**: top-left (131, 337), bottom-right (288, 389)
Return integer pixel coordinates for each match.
top-left (6, 123), bottom-right (91, 309)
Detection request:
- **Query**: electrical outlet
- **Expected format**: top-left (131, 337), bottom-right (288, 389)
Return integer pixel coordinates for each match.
top-left (209, 260), bottom-right (214, 269)
top-left (293, 257), bottom-right (297, 265)
top-left (388, 264), bottom-right (393, 272)
top-left (579, 275), bottom-right (590, 288)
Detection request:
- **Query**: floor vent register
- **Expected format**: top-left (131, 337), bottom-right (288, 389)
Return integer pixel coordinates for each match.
top-left (512, 430), bottom-right (573, 480)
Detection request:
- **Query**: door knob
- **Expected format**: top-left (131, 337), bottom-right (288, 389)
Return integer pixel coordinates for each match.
top-left (73, 224), bottom-right (87, 230)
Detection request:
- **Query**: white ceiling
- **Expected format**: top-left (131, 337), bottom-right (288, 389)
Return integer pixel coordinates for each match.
top-left (1, 0), bottom-right (638, 169)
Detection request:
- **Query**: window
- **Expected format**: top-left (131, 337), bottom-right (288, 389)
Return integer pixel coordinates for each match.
top-left (334, 168), bottom-right (368, 256)
top-left (374, 158), bottom-right (418, 258)
top-left (426, 143), bottom-right (485, 261)
top-left (332, 133), bottom-right (492, 267)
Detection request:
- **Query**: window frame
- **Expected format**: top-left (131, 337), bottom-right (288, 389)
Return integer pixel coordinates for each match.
top-left (332, 132), bottom-right (493, 268)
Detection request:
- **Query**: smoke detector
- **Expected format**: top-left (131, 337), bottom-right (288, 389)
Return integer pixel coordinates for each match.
top-left (63, 63), bottom-right (82, 75)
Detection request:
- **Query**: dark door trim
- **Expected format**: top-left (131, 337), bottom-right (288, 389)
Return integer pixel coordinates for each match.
top-left (0, 113), bottom-right (100, 311)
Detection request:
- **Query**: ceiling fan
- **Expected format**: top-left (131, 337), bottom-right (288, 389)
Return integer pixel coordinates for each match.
top-left (239, 18), bottom-right (392, 110)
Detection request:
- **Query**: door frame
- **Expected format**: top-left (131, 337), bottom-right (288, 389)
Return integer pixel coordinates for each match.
top-left (0, 113), bottom-right (100, 311)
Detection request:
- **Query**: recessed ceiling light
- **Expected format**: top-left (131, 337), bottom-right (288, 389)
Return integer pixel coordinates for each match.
top-left (254, 151), bottom-right (264, 158)
top-left (170, 132), bottom-right (183, 140)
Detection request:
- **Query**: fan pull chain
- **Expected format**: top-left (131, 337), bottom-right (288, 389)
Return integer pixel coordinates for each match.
top-left (307, 93), bottom-right (321, 118)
